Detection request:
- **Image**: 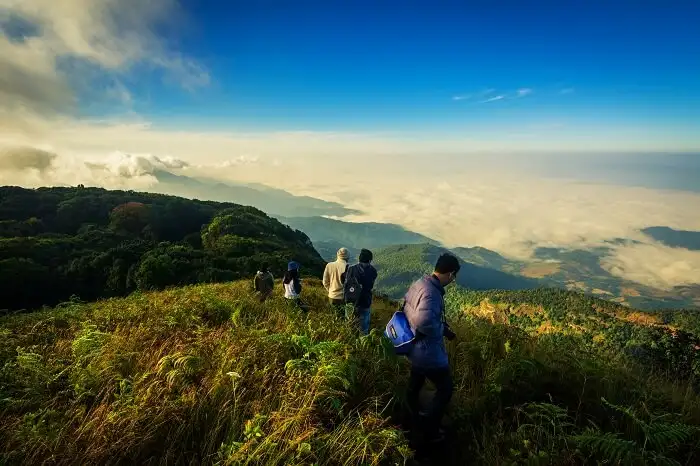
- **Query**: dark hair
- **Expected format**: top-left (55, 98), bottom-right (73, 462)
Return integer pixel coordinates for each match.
top-left (261, 263), bottom-right (269, 272)
top-left (358, 248), bottom-right (373, 263)
top-left (283, 269), bottom-right (299, 284)
top-left (434, 253), bottom-right (461, 275)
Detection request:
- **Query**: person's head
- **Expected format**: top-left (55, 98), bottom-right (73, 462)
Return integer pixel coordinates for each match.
top-left (433, 253), bottom-right (460, 287)
top-left (260, 262), bottom-right (269, 273)
top-left (337, 248), bottom-right (349, 261)
top-left (358, 248), bottom-right (373, 264)
top-left (284, 262), bottom-right (300, 283)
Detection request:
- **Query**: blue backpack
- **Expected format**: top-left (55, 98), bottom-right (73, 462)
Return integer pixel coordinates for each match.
top-left (385, 304), bottom-right (415, 355)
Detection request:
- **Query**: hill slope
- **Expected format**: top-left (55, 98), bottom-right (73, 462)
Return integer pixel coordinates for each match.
top-left (153, 170), bottom-right (356, 218)
top-left (0, 186), bottom-right (324, 312)
top-left (373, 243), bottom-right (540, 299)
top-left (276, 216), bottom-right (438, 261)
top-left (1, 281), bottom-right (699, 465)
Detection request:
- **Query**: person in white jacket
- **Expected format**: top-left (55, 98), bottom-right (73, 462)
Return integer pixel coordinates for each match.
top-left (323, 247), bottom-right (349, 316)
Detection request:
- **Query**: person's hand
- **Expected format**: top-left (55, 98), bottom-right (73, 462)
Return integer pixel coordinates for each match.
top-left (443, 324), bottom-right (456, 341)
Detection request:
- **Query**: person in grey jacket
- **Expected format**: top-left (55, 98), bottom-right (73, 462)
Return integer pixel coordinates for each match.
top-left (403, 253), bottom-right (460, 443)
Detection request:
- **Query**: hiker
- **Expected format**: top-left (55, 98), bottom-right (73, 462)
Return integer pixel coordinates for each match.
top-left (403, 253), bottom-right (459, 443)
top-left (323, 247), bottom-right (349, 317)
top-left (253, 263), bottom-right (274, 302)
top-left (343, 248), bottom-right (378, 335)
top-left (283, 261), bottom-right (307, 311)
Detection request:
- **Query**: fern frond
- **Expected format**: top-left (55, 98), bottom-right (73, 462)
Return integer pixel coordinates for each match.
top-left (646, 422), bottom-right (698, 452)
top-left (601, 397), bottom-right (649, 431)
top-left (573, 429), bottom-right (640, 464)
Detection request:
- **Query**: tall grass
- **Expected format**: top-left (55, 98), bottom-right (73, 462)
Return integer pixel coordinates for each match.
top-left (1, 280), bottom-right (699, 465)
top-left (0, 282), bottom-right (410, 465)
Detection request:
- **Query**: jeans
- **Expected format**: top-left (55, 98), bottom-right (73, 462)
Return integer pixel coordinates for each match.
top-left (346, 306), bottom-right (371, 335)
top-left (407, 366), bottom-right (453, 438)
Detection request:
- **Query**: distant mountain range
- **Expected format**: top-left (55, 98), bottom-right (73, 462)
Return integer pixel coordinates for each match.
top-left (642, 226), bottom-right (700, 251)
top-left (139, 168), bottom-right (699, 310)
top-left (152, 169), bottom-right (356, 218)
top-left (277, 216), bottom-right (700, 310)
top-left (275, 215), bottom-right (438, 261)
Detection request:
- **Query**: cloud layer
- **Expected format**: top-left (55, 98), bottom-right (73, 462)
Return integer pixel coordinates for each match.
top-left (0, 0), bottom-right (207, 128)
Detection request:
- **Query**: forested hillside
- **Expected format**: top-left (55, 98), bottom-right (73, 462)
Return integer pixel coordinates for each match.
top-left (0, 186), bottom-right (324, 312)
top-left (373, 243), bottom-right (539, 298)
top-left (277, 216), bottom-right (437, 261)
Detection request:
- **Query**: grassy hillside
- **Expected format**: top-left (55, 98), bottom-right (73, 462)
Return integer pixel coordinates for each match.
top-left (0, 186), bottom-right (324, 312)
top-left (1, 280), bottom-right (700, 465)
top-left (373, 244), bottom-right (539, 299)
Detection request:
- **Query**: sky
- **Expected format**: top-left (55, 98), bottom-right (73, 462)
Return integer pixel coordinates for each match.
top-left (1, 0), bottom-right (700, 291)
top-left (152, 0), bottom-right (700, 144)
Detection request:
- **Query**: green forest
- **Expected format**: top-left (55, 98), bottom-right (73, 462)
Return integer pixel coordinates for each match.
top-left (0, 186), bottom-right (324, 313)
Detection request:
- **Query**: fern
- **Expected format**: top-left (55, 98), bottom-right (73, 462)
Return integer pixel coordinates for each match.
top-left (646, 422), bottom-right (698, 452)
top-left (573, 429), bottom-right (639, 464)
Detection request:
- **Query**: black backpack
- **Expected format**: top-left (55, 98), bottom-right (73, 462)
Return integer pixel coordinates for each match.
top-left (343, 265), bottom-right (363, 304)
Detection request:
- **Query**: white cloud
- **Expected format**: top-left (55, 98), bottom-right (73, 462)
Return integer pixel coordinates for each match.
top-left (215, 155), bottom-right (260, 167)
top-left (601, 243), bottom-right (700, 289)
top-left (481, 95), bottom-right (505, 103)
top-left (0, 0), bottom-right (207, 126)
top-left (85, 151), bottom-right (189, 178)
top-left (452, 94), bottom-right (470, 101)
top-left (517, 88), bottom-right (533, 97)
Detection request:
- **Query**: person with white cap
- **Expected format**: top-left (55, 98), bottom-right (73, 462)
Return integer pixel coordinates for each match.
top-left (323, 247), bottom-right (350, 317)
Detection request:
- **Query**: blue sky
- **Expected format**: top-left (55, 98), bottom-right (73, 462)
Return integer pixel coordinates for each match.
top-left (117, 0), bottom-right (699, 146)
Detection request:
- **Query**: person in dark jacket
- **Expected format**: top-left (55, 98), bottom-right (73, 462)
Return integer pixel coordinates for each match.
top-left (283, 261), bottom-right (307, 311)
top-left (342, 249), bottom-right (378, 335)
top-left (403, 253), bottom-right (460, 443)
top-left (253, 263), bottom-right (274, 302)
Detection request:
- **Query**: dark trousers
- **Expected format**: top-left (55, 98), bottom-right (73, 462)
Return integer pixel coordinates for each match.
top-left (329, 298), bottom-right (345, 317)
top-left (407, 366), bottom-right (453, 437)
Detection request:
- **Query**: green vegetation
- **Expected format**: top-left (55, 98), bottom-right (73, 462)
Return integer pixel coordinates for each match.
top-left (277, 216), bottom-right (437, 261)
top-left (373, 244), bottom-right (538, 299)
top-left (0, 186), bottom-right (324, 312)
top-left (3, 280), bottom-right (699, 465)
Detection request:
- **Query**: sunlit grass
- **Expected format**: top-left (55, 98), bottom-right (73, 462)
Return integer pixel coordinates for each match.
top-left (1, 281), bottom-right (699, 465)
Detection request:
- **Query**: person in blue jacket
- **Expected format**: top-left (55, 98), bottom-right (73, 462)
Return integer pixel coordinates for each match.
top-left (403, 253), bottom-right (460, 443)
top-left (342, 248), bottom-right (378, 335)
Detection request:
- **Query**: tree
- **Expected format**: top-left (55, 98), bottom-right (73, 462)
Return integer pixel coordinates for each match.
top-left (109, 202), bottom-right (150, 236)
